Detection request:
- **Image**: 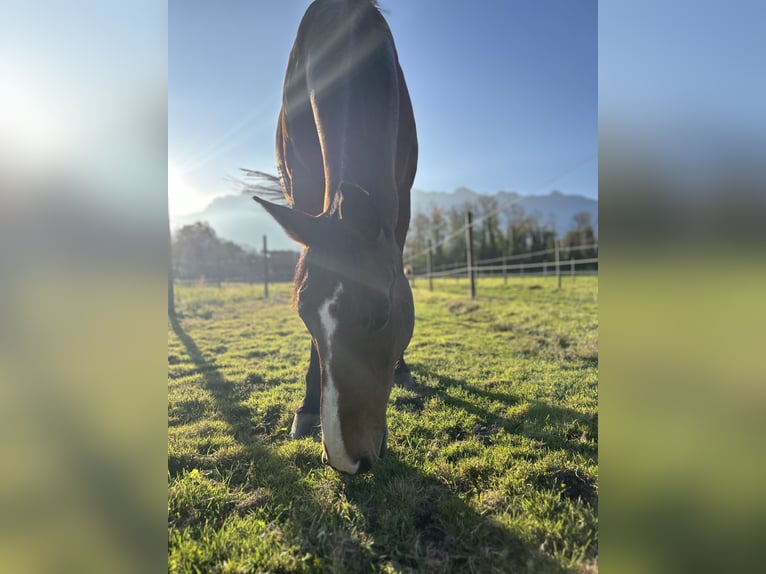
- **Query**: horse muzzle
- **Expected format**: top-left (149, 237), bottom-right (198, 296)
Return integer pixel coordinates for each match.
top-left (321, 426), bottom-right (387, 475)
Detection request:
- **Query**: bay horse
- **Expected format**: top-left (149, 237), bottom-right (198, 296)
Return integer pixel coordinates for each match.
top-left (253, 0), bottom-right (418, 474)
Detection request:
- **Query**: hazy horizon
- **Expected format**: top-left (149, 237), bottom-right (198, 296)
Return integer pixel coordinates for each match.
top-left (169, 184), bottom-right (598, 225)
top-left (169, 185), bottom-right (598, 254)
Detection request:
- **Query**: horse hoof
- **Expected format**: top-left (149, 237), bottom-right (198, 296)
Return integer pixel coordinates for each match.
top-left (394, 370), bottom-right (414, 389)
top-left (290, 412), bottom-right (321, 438)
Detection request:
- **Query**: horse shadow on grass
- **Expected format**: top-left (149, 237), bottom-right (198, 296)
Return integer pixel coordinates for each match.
top-left (169, 315), bottom-right (327, 537)
top-left (169, 316), bottom-right (423, 570)
top-left (169, 314), bottom-right (254, 443)
top-left (340, 452), bottom-right (564, 573)
top-left (406, 363), bottom-right (598, 463)
top-left (393, 364), bottom-right (598, 517)
top-left (338, 364), bottom-right (598, 571)
top-left (169, 316), bottom-right (583, 572)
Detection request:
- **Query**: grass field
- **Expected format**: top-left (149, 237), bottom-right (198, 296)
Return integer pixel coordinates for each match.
top-left (168, 276), bottom-right (598, 573)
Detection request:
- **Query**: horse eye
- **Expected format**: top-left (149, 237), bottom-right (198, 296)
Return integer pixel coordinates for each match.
top-left (369, 312), bottom-right (389, 331)
top-left (367, 301), bottom-right (391, 332)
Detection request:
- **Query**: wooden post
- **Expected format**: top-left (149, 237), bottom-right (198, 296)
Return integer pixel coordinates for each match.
top-left (168, 221), bottom-right (175, 317)
top-left (502, 246), bottom-right (508, 285)
top-left (263, 235), bottom-right (269, 299)
top-left (427, 239), bottom-right (433, 291)
top-left (570, 257), bottom-right (575, 278)
top-left (555, 240), bottom-right (561, 290)
top-left (466, 211), bottom-right (476, 299)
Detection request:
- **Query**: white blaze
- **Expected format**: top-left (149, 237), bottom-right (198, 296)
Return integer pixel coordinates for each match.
top-left (317, 284), bottom-right (359, 474)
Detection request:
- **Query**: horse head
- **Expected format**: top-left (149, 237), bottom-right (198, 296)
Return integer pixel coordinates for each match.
top-left (254, 181), bottom-right (414, 473)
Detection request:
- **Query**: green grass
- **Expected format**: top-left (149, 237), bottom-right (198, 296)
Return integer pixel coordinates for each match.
top-left (168, 276), bottom-right (598, 573)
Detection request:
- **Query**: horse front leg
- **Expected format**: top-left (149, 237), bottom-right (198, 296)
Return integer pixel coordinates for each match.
top-left (290, 339), bottom-right (322, 438)
top-left (394, 355), bottom-right (413, 389)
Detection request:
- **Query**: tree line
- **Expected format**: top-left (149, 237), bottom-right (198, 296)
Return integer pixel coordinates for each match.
top-left (403, 199), bottom-right (598, 274)
top-left (171, 222), bottom-right (298, 284)
top-left (171, 201), bottom-right (598, 285)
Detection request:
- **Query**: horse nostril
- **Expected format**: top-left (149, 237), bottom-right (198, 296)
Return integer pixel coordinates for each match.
top-left (356, 456), bottom-right (372, 475)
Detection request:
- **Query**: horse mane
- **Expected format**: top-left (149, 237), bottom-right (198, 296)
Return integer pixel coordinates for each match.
top-left (234, 168), bottom-right (288, 206)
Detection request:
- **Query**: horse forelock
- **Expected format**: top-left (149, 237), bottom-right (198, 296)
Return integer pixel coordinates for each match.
top-left (295, 237), bottom-right (396, 313)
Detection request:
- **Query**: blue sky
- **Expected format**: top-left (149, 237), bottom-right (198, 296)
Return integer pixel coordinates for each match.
top-left (169, 0), bottom-right (597, 217)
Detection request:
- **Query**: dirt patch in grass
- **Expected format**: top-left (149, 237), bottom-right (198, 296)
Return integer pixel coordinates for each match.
top-left (578, 335), bottom-right (599, 362)
top-left (254, 404), bottom-right (284, 436)
top-left (329, 530), bottom-right (369, 571)
top-left (244, 372), bottom-right (266, 388)
top-left (555, 468), bottom-right (597, 508)
top-left (444, 424), bottom-right (468, 441)
top-left (518, 336), bottom-right (547, 358)
top-left (290, 449), bottom-right (323, 471)
top-left (168, 453), bottom-right (196, 477)
top-left (414, 500), bottom-right (453, 570)
top-left (472, 423), bottom-right (503, 445)
top-left (219, 402), bottom-right (252, 423)
top-left (537, 467), bottom-right (598, 508)
top-left (169, 398), bottom-right (208, 426)
top-left (235, 488), bottom-right (270, 515)
top-left (393, 395), bottom-right (425, 413)
top-left (446, 300), bottom-right (480, 315)
top-left (490, 321), bottom-right (515, 332)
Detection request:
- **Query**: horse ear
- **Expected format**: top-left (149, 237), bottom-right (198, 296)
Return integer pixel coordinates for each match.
top-left (337, 182), bottom-right (381, 242)
top-left (252, 196), bottom-right (320, 247)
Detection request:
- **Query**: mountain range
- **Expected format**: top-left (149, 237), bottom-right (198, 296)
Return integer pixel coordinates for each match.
top-left (171, 188), bottom-right (598, 252)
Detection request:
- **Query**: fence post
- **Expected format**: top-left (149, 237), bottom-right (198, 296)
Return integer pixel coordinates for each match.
top-left (466, 211), bottom-right (476, 299)
top-left (427, 239), bottom-right (433, 291)
top-left (263, 235), bottom-right (269, 299)
top-left (570, 257), bottom-right (575, 278)
top-left (502, 246), bottom-right (508, 285)
top-left (168, 222), bottom-right (175, 317)
top-left (555, 240), bottom-right (561, 290)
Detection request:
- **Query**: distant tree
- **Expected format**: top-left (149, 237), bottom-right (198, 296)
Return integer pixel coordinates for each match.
top-left (528, 221), bottom-right (556, 263)
top-left (429, 205), bottom-right (447, 267)
top-left (404, 212), bottom-right (431, 273)
top-left (268, 251), bottom-right (301, 282)
top-left (173, 222), bottom-right (268, 283)
top-left (476, 195), bottom-right (502, 261)
top-left (173, 222), bottom-right (220, 283)
top-left (444, 204), bottom-right (471, 268)
top-left (562, 211), bottom-right (598, 265)
top-left (217, 239), bottom-right (249, 281)
top-left (404, 194), bottom-right (599, 276)
top-left (503, 204), bottom-right (534, 257)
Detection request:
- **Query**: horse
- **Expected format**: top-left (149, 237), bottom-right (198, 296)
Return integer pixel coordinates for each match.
top-left (252, 0), bottom-right (418, 475)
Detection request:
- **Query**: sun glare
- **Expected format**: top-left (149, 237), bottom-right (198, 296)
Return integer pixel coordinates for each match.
top-left (0, 73), bottom-right (68, 165)
top-left (168, 166), bottom-right (212, 218)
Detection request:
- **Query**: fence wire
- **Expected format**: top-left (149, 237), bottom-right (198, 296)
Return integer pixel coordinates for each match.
top-left (404, 154), bottom-right (597, 267)
top-left (411, 256), bottom-right (598, 280)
